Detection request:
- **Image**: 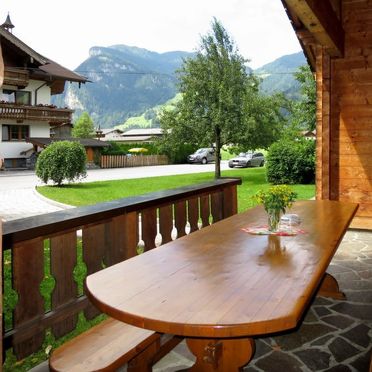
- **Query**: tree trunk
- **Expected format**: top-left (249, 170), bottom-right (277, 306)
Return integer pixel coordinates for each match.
top-left (214, 126), bottom-right (221, 179)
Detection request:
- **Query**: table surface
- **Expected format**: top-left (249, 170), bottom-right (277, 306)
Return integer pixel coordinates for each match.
top-left (86, 200), bottom-right (358, 339)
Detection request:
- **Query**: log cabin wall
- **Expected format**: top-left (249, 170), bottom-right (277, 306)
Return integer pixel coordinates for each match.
top-left (325, 0), bottom-right (372, 229)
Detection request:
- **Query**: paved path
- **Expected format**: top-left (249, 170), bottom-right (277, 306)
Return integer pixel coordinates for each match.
top-left (0, 162), bottom-right (231, 221)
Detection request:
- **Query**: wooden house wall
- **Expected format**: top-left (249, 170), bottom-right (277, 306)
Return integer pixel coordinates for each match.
top-left (320, 0), bottom-right (372, 229)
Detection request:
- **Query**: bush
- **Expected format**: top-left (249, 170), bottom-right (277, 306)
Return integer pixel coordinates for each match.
top-left (156, 142), bottom-right (197, 164)
top-left (36, 141), bottom-right (87, 186)
top-left (101, 142), bottom-right (159, 155)
top-left (266, 139), bottom-right (315, 184)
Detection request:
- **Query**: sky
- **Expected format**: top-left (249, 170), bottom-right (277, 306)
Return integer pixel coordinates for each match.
top-left (1, 0), bottom-right (302, 71)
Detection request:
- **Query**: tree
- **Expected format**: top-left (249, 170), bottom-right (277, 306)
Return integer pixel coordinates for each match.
top-left (160, 19), bottom-right (249, 178)
top-left (35, 141), bottom-right (87, 186)
top-left (290, 65), bottom-right (316, 131)
top-left (72, 112), bottom-right (95, 138)
top-left (233, 91), bottom-right (287, 153)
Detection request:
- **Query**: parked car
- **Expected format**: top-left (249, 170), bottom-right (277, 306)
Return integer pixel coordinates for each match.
top-left (187, 148), bottom-right (216, 164)
top-left (228, 152), bottom-right (265, 168)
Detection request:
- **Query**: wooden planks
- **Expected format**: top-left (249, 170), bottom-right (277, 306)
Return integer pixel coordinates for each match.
top-left (86, 201), bottom-right (358, 341)
top-left (284, 0), bottom-right (344, 56)
top-left (12, 238), bottom-right (45, 359)
top-left (50, 233), bottom-right (78, 338)
top-left (3, 179), bottom-right (242, 360)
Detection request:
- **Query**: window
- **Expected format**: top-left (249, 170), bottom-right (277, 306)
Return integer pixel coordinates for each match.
top-left (1, 125), bottom-right (30, 141)
top-left (2, 89), bottom-right (31, 105)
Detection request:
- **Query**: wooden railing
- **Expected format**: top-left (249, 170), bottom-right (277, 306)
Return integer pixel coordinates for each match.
top-left (2, 178), bottom-right (241, 360)
top-left (0, 104), bottom-right (73, 124)
top-left (3, 67), bottom-right (29, 87)
top-left (101, 154), bottom-right (169, 168)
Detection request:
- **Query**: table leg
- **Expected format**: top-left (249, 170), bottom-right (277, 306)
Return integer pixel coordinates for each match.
top-left (185, 337), bottom-right (255, 371)
top-left (317, 273), bottom-right (346, 300)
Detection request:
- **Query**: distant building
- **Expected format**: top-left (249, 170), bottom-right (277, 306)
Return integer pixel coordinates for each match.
top-left (119, 128), bottom-right (163, 143)
top-left (99, 128), bottom-right (124, 141)
top-left (301, 130), bottom-right (316, 140)
top-left (0, 14), bottom-right (88, 169)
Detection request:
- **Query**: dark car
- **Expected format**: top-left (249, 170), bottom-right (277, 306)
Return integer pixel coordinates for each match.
top-left (228, 152), bottom-right (265, 168)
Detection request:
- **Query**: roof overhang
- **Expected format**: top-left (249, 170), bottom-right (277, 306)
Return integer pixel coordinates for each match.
top-left (27, 137), bottom-right (110, 148)
top-left (281, 0), bottom-right (344, 69)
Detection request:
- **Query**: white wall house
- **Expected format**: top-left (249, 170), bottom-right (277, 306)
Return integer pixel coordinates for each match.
top-left (0, 80), bottom-right (51, 164)
top-left (0, 15), bottom-right (87, 168)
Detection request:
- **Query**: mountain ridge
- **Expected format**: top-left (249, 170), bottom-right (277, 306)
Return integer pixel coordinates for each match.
top-left (54, 46), bottom-right (306, 129)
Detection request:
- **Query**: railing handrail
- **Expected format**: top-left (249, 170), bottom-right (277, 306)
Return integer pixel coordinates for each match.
top-left (0, 103), bottom-right (73, 113)
top-left (3, 178), bottom-right (241, 248)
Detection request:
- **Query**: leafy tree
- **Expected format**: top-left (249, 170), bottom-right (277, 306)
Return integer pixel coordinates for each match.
top-left (160, 19), bottom-right (249, 178)
top-left (72, 112), bottom-right (95, 138)
top-left (36, 141), bottom-right (87, 186)
top-left (290, 65), bottom-right (316, 131)
top-left (234, 91), bottom-right (287, 153)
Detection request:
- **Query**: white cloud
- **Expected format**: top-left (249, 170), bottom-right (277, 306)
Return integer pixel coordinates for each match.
top-left (1, 0), bottom-right (301, 70)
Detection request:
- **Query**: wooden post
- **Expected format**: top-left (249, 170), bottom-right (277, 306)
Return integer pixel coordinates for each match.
top-left (316, 45), bottom-right (332, 200)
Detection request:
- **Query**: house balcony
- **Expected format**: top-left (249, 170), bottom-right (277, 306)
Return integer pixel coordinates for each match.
top-left (0, 102), bottom-right (73, 124)
top-left (3, 67), bottom-right (29, 88)
top-left (1, 179), bottom-right (371, 371)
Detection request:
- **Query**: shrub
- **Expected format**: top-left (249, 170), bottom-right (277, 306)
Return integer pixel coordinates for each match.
top-left (36, 141), bottom-right (87, 186)
top-left (156, 142), bottom-right (196, 164)
top-left (101, 142), bottom-right (159, 155)
top-left (266, 139), bottom-right (315, 184)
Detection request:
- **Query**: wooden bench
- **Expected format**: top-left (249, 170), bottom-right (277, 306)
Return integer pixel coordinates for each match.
top-left (49, 317), bottom-right (182, 371)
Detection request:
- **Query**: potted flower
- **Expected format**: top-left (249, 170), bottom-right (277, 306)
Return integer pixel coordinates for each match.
top-left (254, 185), bottom-right (297, 231)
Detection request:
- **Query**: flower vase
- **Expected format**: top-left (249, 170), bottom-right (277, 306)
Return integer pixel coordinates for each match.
top-left (267, 209), bottom-right (281, 232)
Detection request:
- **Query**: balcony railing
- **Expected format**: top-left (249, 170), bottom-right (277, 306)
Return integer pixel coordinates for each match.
top-left (0, 103), bottom-right (73, 124)
top-left (2, 178), bottom-right (241, 361)
top-left (3, 67), bottom-right (29, 87)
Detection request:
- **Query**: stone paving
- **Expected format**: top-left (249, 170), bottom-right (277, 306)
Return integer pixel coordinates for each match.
top-left (153, 229), bottom-right (372, 372)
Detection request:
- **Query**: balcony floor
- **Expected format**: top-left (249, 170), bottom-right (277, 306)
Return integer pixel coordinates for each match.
top-left (29, 229), bottom-right (372, 372)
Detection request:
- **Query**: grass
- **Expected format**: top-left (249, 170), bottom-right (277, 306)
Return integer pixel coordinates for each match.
top-left (36, 167), bottom-right (314, 212)
top-left (6, 167), bottom-right (314, 371)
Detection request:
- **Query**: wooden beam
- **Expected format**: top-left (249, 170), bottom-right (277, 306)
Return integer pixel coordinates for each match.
top-left (284, 0), bottom-right (344, 57)
top-left (316, 46), bottom-right (331, 200)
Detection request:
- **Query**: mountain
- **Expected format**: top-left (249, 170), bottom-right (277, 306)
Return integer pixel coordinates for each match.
top-left (54, 48), bottom-right (307, 129)
top-left (53, 45), bottom-right (194, 128)
top-left (254, 52), bottom-right (307, 99)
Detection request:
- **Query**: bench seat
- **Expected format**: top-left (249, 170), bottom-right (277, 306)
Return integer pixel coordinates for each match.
top-left (49, 317), bottom-right (169, 371)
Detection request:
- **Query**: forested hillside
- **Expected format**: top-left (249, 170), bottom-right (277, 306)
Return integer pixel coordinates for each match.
top-left (53, 47), bottom-right (306, 129)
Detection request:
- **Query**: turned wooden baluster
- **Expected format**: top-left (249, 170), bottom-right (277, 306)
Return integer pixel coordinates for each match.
top-left (174, 200), bottom-right (187, 238)
top-left (188, 197), bottom-right (199, 233)
top-left (142, 208), bottom-right (157, 251)
top-left (200, 195), bottom-right (210, 228)
top-left (159, 204), bottom-right (173, 245)
top-left (211, 191), bottom-right (223, 223)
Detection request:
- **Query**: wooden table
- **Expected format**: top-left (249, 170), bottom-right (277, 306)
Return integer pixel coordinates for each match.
top-left (86, 200), bottom-right (358, 371)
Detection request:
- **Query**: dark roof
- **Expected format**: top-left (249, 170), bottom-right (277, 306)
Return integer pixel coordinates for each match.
top-left (27, 137), bottom-right (110, 148)
top-left (0, 26), bottom-right (88, 83)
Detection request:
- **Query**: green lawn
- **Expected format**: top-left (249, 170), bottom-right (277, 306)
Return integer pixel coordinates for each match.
top-left (37, 167), bottom-right (315, 212)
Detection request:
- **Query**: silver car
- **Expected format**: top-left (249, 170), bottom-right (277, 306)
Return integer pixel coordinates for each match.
top-left (228, 152), bottom-right (265, 168)
top-left (187, 148), bottom-right (216, 164)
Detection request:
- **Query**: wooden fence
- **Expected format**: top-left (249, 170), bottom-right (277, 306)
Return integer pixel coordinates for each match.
top-left (2, 178), bottom-right (241, 361)
top-left (100, 154), bottom-right (168, 168)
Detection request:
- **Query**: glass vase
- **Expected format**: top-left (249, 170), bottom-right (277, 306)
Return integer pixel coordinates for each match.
top-left (267, 209), bottom-right (281, 232)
